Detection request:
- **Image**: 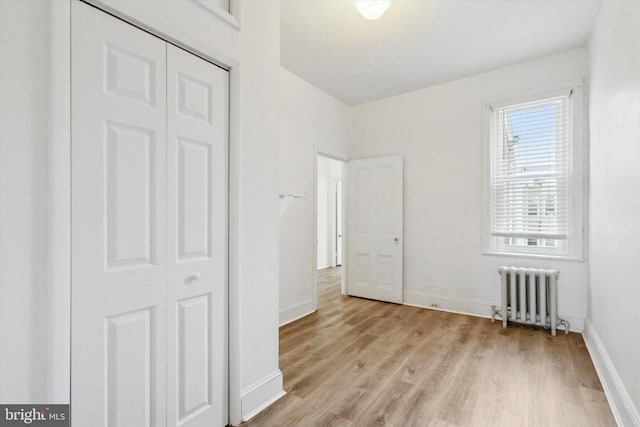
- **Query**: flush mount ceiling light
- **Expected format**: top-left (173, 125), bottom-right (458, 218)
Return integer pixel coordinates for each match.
top-left (355, 0), bottom-right (391, 20)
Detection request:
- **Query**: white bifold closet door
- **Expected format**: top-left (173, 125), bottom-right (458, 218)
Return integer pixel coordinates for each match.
top-left (71, 2), bottom-right (228, 426)
top-left (165, 44), bottom-right (228, 427)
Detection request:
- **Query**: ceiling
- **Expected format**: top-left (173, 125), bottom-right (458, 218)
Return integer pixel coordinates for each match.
top-left (280, 0), bottom-right (601, 105)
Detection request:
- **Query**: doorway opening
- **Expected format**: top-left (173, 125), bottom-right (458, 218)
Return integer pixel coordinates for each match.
top-left (316, 154), bottom-right (345, 303)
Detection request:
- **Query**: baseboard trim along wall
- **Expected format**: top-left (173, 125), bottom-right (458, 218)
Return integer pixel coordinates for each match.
top-left (583, 320), bottom-right (640, 427)
top-left (240, 369), bottom-right (286, 422)
top-left (403, 291), bottom-right (585, 333)
top-left (279, 300), bottom-right (315, 327)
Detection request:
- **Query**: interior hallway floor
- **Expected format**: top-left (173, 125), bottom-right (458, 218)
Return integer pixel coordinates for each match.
top-left (244, 267), bottom-right (615, 426)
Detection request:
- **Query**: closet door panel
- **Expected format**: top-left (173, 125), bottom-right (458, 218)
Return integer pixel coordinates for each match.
top-left (71, 3), bottom-right (167, 426)
top-left (166, 44), bottom-right (228, 427)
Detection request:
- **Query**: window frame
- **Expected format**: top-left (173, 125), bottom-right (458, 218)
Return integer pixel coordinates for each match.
top-left (482, 80), bottom-right (586, 260)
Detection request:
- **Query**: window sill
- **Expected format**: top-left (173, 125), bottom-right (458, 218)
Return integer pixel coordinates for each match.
top-left (483, 250), bottom-right (585, 262)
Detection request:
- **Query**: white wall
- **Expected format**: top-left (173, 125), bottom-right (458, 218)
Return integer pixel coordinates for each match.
top-left (0, 0), bottom-right (281, 423)
top-left (351, 49), bottom-right (589, 330)
top-left (587, 2), bottom-right (640, 425)
top-left (0, 0), bottom-right (51, 403)
top-left (279, 68), bottom-right (350, 325)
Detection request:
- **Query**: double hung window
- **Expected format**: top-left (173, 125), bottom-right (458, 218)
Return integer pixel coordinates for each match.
top-left (485, 83), bottom-right (584, 258)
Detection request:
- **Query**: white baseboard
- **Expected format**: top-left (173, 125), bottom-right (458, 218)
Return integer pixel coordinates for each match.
top-left (403, 291), bottom-right (584, 332)
top-left (240, 369), bottom-right (286, 422)
top-left (279, 300), bottom-right (315, 327)
top-left (583, 320), bottom-right (640, 427)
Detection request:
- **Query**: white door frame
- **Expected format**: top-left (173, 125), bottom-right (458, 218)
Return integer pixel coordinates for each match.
top-left (314, 150), bottom-right (347, 303)
top-left (335, 180), bottom-right (344, 267)
top-left (330, 178), bottom-right (342, 268)
top-left (47, 0), bottom-right (240, 422)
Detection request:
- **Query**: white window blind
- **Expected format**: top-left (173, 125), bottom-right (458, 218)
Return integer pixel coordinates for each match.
top-left (489, 94), bottom-right (570, 243)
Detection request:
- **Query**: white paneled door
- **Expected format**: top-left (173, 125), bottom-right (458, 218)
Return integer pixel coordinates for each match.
top-left (347, 156), bottom-right (403, 303)
top-left (71, 4), bottom-right (168, 425)
top-left (71, 3), bottom-right (227, 426)
top-left (166, 45), bottom-right (228, 427)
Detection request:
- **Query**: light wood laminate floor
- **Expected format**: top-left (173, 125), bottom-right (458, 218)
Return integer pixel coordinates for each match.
top-left (245, 267), bottom-right (615, 427)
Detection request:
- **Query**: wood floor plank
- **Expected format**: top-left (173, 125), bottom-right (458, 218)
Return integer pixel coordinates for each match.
top-left (243, 267), bottom-right (616, 427)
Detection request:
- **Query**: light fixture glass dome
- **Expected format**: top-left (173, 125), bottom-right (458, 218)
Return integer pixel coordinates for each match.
top-left (355, 0), bottom-right (391, 20)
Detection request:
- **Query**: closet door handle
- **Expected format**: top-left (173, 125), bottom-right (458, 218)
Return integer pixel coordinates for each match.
top-left (186, 273), bottom-right (201, 284)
